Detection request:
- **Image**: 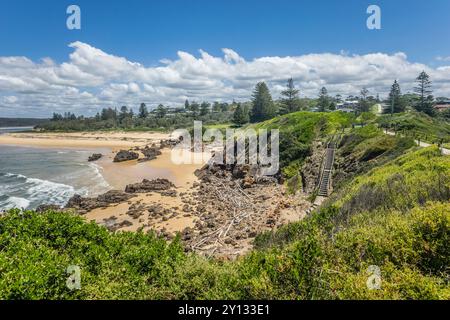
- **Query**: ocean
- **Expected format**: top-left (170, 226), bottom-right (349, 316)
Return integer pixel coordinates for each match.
top-left (0, 127), bottom-right (111, 211)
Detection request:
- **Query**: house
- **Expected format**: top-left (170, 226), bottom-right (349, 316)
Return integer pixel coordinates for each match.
top-left (434, 100), bottom-right (450, 112)
top-left (336, 100), bottom-right (359, 113)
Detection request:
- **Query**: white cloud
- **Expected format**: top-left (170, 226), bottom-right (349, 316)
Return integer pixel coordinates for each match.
top-left (436, 56), bottom-right (450, 62)
top-left (1, 41), bottom-right (450, 117)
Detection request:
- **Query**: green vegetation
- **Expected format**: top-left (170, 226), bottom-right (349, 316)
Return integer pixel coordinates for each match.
top-left (1, 145), bottom-right (449, 299)
top-left (2, 106), bottom-right (450, 300)
top-left (0, 118), bottom-right (48, 127)
top-left (252, 111), bottom-right (353, 179)
top-left (377, 111), bottom-right (450, 143)
top-left (250, 82), bottom-right (278, 122)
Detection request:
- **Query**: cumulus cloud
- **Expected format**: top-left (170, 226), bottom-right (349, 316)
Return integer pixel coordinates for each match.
top-left (436, 56), bottom-right (450, 62)
top-left (1, 41), bottom-right (450, 117)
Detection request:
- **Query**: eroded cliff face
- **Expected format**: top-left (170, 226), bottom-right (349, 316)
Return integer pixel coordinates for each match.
top-left (300, 141), bottom-right (326, 195)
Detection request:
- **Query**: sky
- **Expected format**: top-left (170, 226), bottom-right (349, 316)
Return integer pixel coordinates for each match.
top-left (1, 0), bottom-right (450, 117)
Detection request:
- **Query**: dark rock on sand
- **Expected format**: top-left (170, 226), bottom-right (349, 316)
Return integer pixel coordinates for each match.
top-left (125, 178), bottom-right (175, 193)
top-left (66, 190), bottom-right (135, 213)
top-left (113, 150), bottom-right (139, 162)
top-left (137, 146), bottom-right (162, 162)
top-left (88, 153), bottom-right (102, 162)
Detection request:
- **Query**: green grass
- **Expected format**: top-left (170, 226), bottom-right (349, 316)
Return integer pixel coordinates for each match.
top-left (377, 112), bottom-right (450, 143)
top-left (1, 112), bottom-right (449, 300)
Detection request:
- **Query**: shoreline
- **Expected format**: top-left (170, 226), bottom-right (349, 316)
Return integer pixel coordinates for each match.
top-left (0, 130), bottom-right (310, 259)
top-left (0, 131), bottom-right (170, 150)
top-left (0, 130), bottom-right (211, 236)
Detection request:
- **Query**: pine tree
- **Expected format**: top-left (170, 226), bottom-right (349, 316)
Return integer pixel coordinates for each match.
top-left (414, 71), bottom-right (434, 116)
top-left (233, 103), bottom-right (250, 125)
top-left (250, 82), bottom-right (277, 122)
top-left (138, 103), bottom-right (148, 118)
top-left (317, 87), bottom-right (330, 112)
top-left (200, 102), bottom-right (210, 116)
top-left (385, 80), bottom-right (406, 114)
top-left (280, 78), bottom-right (300, 114)
top-left (190, 102), bottom-right (200, 118)
top-left (358, 87), bottom-right (371, 113)
top-left (155, 104), bottom-right (167, 118)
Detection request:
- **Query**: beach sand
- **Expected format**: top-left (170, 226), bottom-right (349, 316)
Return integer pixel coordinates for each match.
top-left (0, 130), bottom-right (209, 234)
top-left (0, 131), bottom-right (170, 150)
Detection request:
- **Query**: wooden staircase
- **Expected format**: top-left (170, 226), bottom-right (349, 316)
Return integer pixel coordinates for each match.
top-left (317, 142), bottom-right (336, 197)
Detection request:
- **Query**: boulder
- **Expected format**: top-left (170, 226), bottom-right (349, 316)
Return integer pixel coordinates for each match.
top-left (113, 150), bottom-right (139, 162)
top-left (125, 178), bottom-right (175, 193)
top-left (137, 146), bottom-right (162, 162)
top-left (88, 153), bottom-right (102, 162)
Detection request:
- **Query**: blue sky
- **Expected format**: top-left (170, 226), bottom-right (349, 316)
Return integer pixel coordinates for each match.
top-left (1, 0), bottom-right (450, 117)
top-left (2, 0), bottom-right (449, 65)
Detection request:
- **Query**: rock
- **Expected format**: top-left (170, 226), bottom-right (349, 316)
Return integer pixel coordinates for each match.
top-left (160, 138), bottom-right (181, 149)
top-left (97, 190), bottom-right (135, 204)
top-left (88, 153), bottom-right (102, 162)
top-left (113, 150), bottom-right (139, 162)
top-left (160, 190), bottom-right (177, 197)
top-left (241, 176), bottom-right (255, 188)
top-left (125, 178), bottom-right (175, 193)
top-left (35, 204), bottom-right (61, 213)
top-left (138, 146), bottom-right (162, 162)
top-left (65, 190), bottom-right (134, 212)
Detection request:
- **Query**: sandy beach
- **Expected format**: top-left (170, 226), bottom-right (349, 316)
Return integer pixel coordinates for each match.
top-left (0, 131), bottom-right (170, 150)
top-left (0, 130), bottom-right (209, 234)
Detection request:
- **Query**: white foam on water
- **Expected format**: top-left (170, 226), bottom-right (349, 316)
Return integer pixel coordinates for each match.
top-left (25, 176), bottom-right (78, 206)
top-left (88, 162), bottom-right (110, 189)
top-left (0, 196), bottom-right (31, 210)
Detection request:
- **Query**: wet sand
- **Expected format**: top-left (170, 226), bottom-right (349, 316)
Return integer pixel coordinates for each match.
top-left (0, 130), bottom-right (209, 233)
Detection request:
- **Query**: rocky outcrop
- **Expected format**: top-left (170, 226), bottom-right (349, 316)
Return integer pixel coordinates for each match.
top-left (35, 204), bottom-right (61, 213)
top-left (195, 163), bottom-right (279, 189)
top-left (113, 150), bottom-right (139, 162)
top-left (137, 146), bottom-right (162, 162)
top-left (160, 138), bottom-right (181, 149)
top-left (65, 190), bottom-right (135, 214)
top-left (88, 153), bottom-right (102, 162)
top-left (300, 141), bottom-right (324, 194)
top-left (125, 178), bottom-right (175, 193)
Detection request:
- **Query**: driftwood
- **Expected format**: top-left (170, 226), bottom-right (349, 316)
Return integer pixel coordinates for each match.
top-left (191, 176), bottom-right (262, 257)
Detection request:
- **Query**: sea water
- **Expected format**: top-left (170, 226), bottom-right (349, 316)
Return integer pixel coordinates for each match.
top-left (0, 127), bottom-right (110, 211)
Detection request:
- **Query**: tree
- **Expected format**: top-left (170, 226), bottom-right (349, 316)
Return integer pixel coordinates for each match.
top-left (138, 103), bottom-right (148, 118)
top-left (233, 103), bottom-right (250, 125)
top-left (184, 99), bottom-right (190, 111)
top-left (317, 87), bottom-right (330, 112)
top-left (280, 78), bottom-right (301, 114)
top-left (119, 106), bottom-right (129, 122)
top-left (413, 71), bottom-right (434, 116)
top-left (358, 87), bottom-right (371, 113)
top-left (155, 104), bottom-right (167, 118)
top-left (51, 113), bottom-right (63, 121)
top-left (190, 102), bottom-right (200, 118)
top-left (220, 102), bottom-right (229, 113)
top-left (250, 82), bottom-right (277, 122)
top-left (101, 108), bottom-right (117, 121)
top-left (200, 102), bottom-right (210, 116)
top-left (385, 80), bottom-right (406, 114)
top-left (212, 102), bottom-right (221, 113)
